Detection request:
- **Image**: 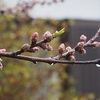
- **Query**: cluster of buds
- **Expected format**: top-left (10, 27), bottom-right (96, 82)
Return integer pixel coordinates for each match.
top-left (75, 42), bottom-right (86, 54)
top-left (0, 28), bottom-right (100, 68)
top-left (56, 44), bottom-right (75, 61)
top-left (21, 43), bottom-right (39, 52)
top-left (20, 31), bottom-right (54, 53)
top-left (75, 34), bottom-right (87, 54)
top-left (65, 46), bottom-right (75, 61)
top-left (12, 28), bottom-right (65, 56)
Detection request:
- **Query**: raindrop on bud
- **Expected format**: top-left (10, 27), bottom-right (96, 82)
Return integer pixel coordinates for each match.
top-left (50, 63), bottom-right (54, 66)
top-left (96, 64), bottom-right (100, 67)
top-left (46, 44), bottom-right (53, 51)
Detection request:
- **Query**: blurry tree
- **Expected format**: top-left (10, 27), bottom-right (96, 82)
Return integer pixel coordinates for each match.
top-left (0, 0), bottom-right (73, 100)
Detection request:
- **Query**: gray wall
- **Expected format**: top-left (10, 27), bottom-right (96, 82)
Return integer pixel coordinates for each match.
top-left (69, 20), bottom-right (100, 97)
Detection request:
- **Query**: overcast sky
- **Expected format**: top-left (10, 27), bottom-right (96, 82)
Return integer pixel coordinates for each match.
top-left (3, 0), bottom-right (100, 20)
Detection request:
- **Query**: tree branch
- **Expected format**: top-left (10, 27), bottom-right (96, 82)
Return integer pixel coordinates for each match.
top-left (0, 52), bottom-right (100, 65)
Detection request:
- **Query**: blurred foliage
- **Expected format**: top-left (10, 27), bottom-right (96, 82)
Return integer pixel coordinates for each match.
top-left (0, 11), bottom-right (74, 99)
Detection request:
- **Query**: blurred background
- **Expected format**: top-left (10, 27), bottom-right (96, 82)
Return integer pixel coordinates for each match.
top-left (0, 0), bottom-right (100, 100)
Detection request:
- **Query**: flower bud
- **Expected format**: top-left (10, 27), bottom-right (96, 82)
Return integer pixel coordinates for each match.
top-left (66, 46), bottom-right (72, 52)
top-left (69, 55), bottom-right (76, 61)
top-left (41, 43), bottom-right (47, 50)
top-left (77, 42), bottom-right (85, 48)
top-left (58, 43), bottom-right (65, 54)
top-left (21, 44), bottom-right (30, 51)
top-left (92, 42), bottom-right (100, 47)
top-left (69, 49), bottom-right (75, 55)
top-left (29, 47), bottom-right (39, 52)
top-left (78, 48), bottom-right (86, 54)
top-left (43, 31), bottom-right (53, 42)
top-left (46, 44), bottom-right (53, 51)
top-left (0, 49), bottom-right (6, 53)
top-left (80, 35), bottom-right (87, 41)
top-left (31, 32), bottom-right (39, 42)
top-left (33, 47), bottom-right (39, 51)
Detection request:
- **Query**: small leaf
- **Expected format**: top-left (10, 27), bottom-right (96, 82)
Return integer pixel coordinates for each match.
top-left (53, 28), bottom-right (65, 38)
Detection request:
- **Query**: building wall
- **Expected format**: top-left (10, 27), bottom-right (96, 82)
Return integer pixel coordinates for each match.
top-left (69, 20), bottom-right (100, 97)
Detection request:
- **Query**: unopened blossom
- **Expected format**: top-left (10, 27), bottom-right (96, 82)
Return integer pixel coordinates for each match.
top-left (77, 42), bottom-right (85, 48)
top-left (69, 55), bottom-right (76, 61)
top-left (79, 48), bottom-right (86, 54)
top-left (0, 49), bottom-right (6, 53)
top-left (43, 31), bottom-right (53, 42)
top-left (80, 34), bottom-right (87, 41)
top-left (31, 32), bottom-right (39, 42)
top-left (69, 49), bottom-right (75, 55)
top-left (58, 43), bottom-right (65, 54)
top-left (46, 44), bottom-right (53, 51)
top-left (29, 47), bottom-right (39, 52)
top-left (92, 42), bottom-right (100, 47)
top-left (21, 44), bottom-right (30, 51)
top-left (66, 46), bottom-right (72, 52)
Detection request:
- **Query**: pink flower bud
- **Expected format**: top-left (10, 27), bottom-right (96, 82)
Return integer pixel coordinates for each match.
top-left (29, 47), bottom-right (39, 52)
top-left (0, 49), bottom-right (6, 53)
top-left (43, 31), bottom-right (53, 42)
top-left (80, 35), bottom-right (87, 41)
top-left (21, 44), bottom-right (30, 51)
top-left (41, 43), bottom-right (47, 50)
top-left (77, 42), bottom-right (85, 48)
top-left (46, 44), bottom-right (53, 51)
top-left (92, 42), bottom-right (100, 47)
top-left (78, 48), bottom-right (86, 54)
top-left (33, 47), bottom-right (39, 51)
top-left (69, 55), bottom-right (76, 61)
top-left (69, 49), bottom-right (75, 55)
top-left (58, 43), bottom-right (65, 54)
top-left (31, 32), bottom-right (39, 42)
top-left (66, 46), bottom-right (72, 52)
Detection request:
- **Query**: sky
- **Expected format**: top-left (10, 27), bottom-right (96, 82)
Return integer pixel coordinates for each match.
top-left (3, 0), bottom-right (100, 21)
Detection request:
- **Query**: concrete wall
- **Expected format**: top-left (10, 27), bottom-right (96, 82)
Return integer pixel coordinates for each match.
top-left (69, 20), bottom-right (100, 97)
